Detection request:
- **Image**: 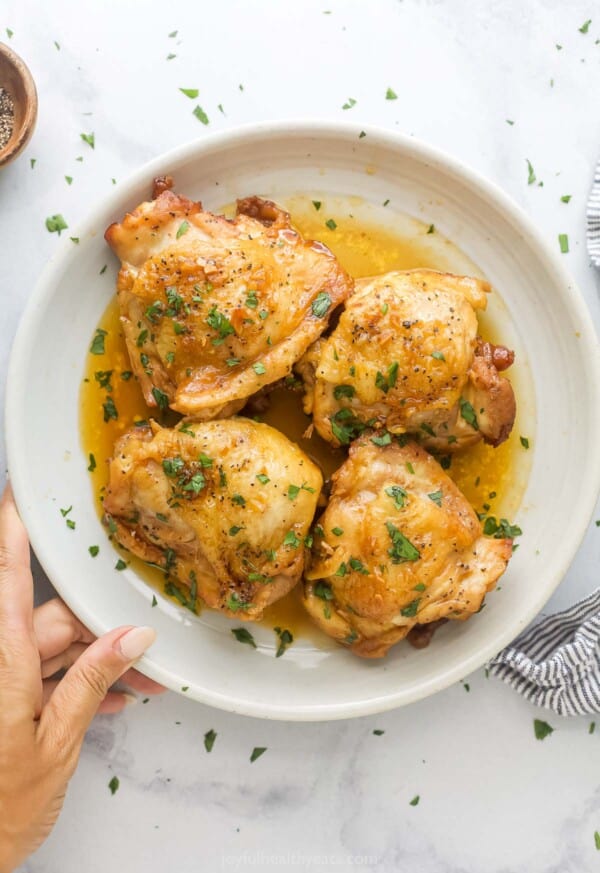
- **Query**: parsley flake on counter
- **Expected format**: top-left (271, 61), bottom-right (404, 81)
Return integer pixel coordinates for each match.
top-left (561, 194), bottom-right (572, 203)
top-left (167, 53), bottom-right (176, 60)
top-left (193, 105), bottom-right (209, 125)
top-left (427, 224), bottom-right (435, 234)
top-left (526, 159), bottom-right (536, 185)
top-left (60, 505), bottom-right (72, 517)
top-left (409, 795), bottom-right (420, 806)
top-left (312, 291), bottom-right (332, 317)
top-left (373, 729), bottom-right (384, 736)
top-left (534, 718), bottom-right (554, 740)
top-left (274, 626), bottom-right (293, 657)
top-left (595, 831), bottom-right (600, 851)
top-left (579, 19), bottom-right (592, 33)
top-left (115, 559), bottom-right (127, 571)
top-left (520, 436), bottom-right (530, 449)
top-left (558, 233), bottom-right (569, 253)
top-left (506, 119), bottom-right (515, 125)
top-left (232, 627), bottom-right (256, 648)
top-left (385, 87), bottom-right (398, 100)
top-left (6, 28), bottom-right (13, 38)
top-left (204, 729), bottom-right (217, 752)
top-left (89, 545), bottom-right (99, 557)
top-left (386, 522), bottom-right (420, 564)
top-left (359, 130), bottom-right (366, 138)
top-left (80, 132), bottom-right (95, 149)
top-left (250, 747), bottom-right (267, 763)
top-left (589, 721), bottom-right (596, 734)
top-left (179, 87), bottom-right (199, 98)
top-left (312, 200), bottom-right (322, 211)
top-left (325, 219), bottom-right (337, 231)
top-left (66, 519), bottom-right (75, 530)
top-left (342, 97), bottom-right (357, 110)
top-left (151, 595), bottom-right (158, 607)
top-left (176, 220), bottom-right (190, 238)
top-left (46, 214), bottom-right (68, 235)
top-left (65, 175), bottom-right (73, 185)
top-left (108, 776), bottom-right (119, 795)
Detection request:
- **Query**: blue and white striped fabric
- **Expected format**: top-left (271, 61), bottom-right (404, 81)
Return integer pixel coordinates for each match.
top-left (587, 159), bottom-right (600, 267)
top-left (489, 590), bottom-right (600, 716)
top-left (489, 171), bottom-right (600, 716)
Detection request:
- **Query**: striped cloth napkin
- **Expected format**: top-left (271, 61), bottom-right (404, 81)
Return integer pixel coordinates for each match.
top-left (488, 166), bottom-right (600, 715)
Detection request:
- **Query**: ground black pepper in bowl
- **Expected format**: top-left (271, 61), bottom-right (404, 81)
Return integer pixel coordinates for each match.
top-left (0, 87), bottom-right (14, 150)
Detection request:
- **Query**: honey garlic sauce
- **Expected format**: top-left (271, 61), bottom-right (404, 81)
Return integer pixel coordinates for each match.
top-left (81, 200), bottom-right (525, 639)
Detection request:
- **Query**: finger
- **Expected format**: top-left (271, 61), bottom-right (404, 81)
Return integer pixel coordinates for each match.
top-left (40, 625), bottom-right (156, 749)
top-left (0, 484), bottom-right (41, 712)
top-left (41, 678), bottom-right (137, 714)
top-left (34, 598), bottom-right (95, 661)
top-left (41, 642), bottom-right (88, 678)
top-left (119, 668), bottom-right (166, 695)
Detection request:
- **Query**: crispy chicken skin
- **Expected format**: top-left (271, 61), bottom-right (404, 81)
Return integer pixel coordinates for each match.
top-left (103, 417), bottom-right (322, 620)
top-left (298, 269), bottom-right (515, 451)
top-left (303, 438), bottom-right (512, 658)
top-left (104, 179), bottom-right (353, 419)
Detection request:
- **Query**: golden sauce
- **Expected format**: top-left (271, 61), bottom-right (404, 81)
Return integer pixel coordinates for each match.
top-left (81, 205), bottom-right (520, 638)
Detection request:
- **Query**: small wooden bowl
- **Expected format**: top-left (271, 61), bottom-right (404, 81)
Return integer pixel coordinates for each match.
top-left (0, 42), bottom-right (37, 167)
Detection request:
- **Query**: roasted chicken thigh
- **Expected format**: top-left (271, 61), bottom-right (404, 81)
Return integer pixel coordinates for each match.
top-left (105, 179), bottom-right (353, 419)
top-left (304, 437), bottom-right (512, 657)
top-left (298, 269), bottom-right (515, 451)
top-left (103, 417), bottom-right (322, 620)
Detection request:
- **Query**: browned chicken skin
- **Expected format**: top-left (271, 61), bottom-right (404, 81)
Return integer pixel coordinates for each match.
top-left (304, 438), bottom-right (512, 658)
top-left (103, 417), bottom-right (322, 620)
top-left (105, 180), bottom-right (353, 420)
top-left (298, 269), bottom-right (516, 452)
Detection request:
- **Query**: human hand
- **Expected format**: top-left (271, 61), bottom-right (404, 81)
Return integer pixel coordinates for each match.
top-left (0, 485), bottom-right (163, 872)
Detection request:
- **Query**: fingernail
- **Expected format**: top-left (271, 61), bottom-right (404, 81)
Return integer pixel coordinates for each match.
top-left (117, 626), bottom-right (157, 661)
top-left (121, 692), bottom-right (138, 706)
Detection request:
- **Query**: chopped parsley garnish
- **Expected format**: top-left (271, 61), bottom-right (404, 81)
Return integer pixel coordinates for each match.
top-left (371, 432), bottom-right (392, 447)
top-left (400, 598), bottom-right (420, 618)
top-left (312, 200), bottom-right (321, 211)
top-left (176, 220), bottom-right (190, 238)
top-left (226, 357), bottom-right (241, 367)
top-left (204, 729), bottom-right (217, 752)
top-left (229, 525), bottom-right (245, 536)
top-left (231, 627), bottom-right (256, 648)
top-left (152, 387), bottom-right (169, 410)
top-left (325, 219), bottom-right (337, 231)
top-left (520, 436), bottom-right (530, 449)
top-left (198, 453), bottom-right (213, 467)
top-left (227, 592), bottom-right (252, 611)
top-left (103, 396), bottom-right (118, 422)
top-left (115, 559), bottom-right (127, 571)
top-left (89, 545), bottom-right (99, 557)
top-left (431, 350), bottom-right (445, 361)
top-left (179, 87), bottom-right (199, 98)
top-left (193, 105), bottom-right (209, 124)
top-left (349, 557), bottom-right (369, 575)
top-left (342, 97), bottom-right (357, 110)
top-left (250, 747), bottom-right (266, 762)
top-left (334, 563), bottom-right (347, 577)
top-left (283, 530), bottom-right (302, 548)
top-left (483, 516), bottom-right (522, 539)
top-left (80, 132), bottom-right (95, 149)
top-left (406, 462), bottom-right (415, 474)
top-left (314, 581), bottom-right (334, 600)
top-left (136, 329), bottom-right (148, 347)
top-left (375, 361), bottom-right (399, 393)
top-left (163, 456), bottom-right (185, 477)
top-left (334, 384), bottom-right (355, 400)
top-left (182, 472), bottom-right (206, 494)
top-left (256, 473), bottom-right (270, 485)
top-left (252, 362), bottom-right (266, 375)
top-left (206, 306), bottom-right (235, 344)
top-left (245, 290), bottom-right (258, 308)
top-left (312, 291), bottom-right (332, 318)
top-left (274, 626), bottom-right (293, 657)
top-left (330, 408), bottom-right (366, 445)
top-left (108, 776), bottom-right (119, 795)
top-left (558, 233), bottom-right (569, 253)
top-left (459, 397), bottom-right (479, 430)
top-left (413, 583), bottom-right (426, 592)
top-left (88, 453), bottom-right (97, 472)
top-left (94, 370), bottom-right (113, 390)
top-left (90, 328), bottom-right (107, 354)
top-left (386, 521), bottom-right (420, 563)
top-left (385, 485), bottom-right (407, 509)
top-left (533, 718), bottom-right (554, 740)
top-left (526, 159), bottom-right (536, 185)
top-left (331, 527), bottom-right (344, 536)
top-left (428, 490), bottom-right (443, 507)
top-left (121, 370), bottom-right (133, 380)
top-left (232, 493), bottom-right (246, 506)
top-left (420, 423), bottom-right (435, 437)
top-left (385, 87), bottom-right (398, 100)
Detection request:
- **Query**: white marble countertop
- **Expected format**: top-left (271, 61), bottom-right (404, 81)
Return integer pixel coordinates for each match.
top-left (2, 0), bottom-right (600, 870)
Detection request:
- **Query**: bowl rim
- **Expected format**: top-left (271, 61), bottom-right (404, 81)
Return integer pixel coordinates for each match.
top-left (6, 119), bottom-right (600, 720)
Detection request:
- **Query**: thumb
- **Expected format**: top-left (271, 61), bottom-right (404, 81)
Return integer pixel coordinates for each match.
top-left (40, 625), bottom-right (156, 746)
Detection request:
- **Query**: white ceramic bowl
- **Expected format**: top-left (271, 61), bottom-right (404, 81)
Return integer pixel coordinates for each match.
top-left (6, 121), bottom-right (600, 720)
